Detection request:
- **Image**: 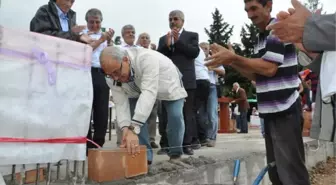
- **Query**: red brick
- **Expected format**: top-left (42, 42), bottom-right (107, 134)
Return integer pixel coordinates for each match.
top-left (15, 168), bottom-right (45, 184)
top-left (88, 145), bottom-right (147, 183)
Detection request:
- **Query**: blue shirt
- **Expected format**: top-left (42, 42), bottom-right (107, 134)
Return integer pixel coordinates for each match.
top-left (54, 3), bottom-right (69, 32)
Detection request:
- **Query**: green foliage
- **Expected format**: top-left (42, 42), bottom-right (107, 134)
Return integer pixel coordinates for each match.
top-left (303, 0), bottom-right (323, 11)
top-left (114, 36), bottom-right (121, 45)
top-left (205, 8), bottom-right (258, 98)
top-left (204, 8), bottom-right (234, 47)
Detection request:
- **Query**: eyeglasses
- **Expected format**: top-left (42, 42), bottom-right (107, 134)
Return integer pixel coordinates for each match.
top-left (141, 36), bottom-right (150, 40)
top-left (105, 62), bottom-right (123, 79)
top-left (88, 20), bottom-right (101, 25)
top-left (169, 17), bottom-right (179, 22)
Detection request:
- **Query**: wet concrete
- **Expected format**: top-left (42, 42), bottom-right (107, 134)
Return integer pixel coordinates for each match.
top-left (1, 130), bottom-right (335, 185)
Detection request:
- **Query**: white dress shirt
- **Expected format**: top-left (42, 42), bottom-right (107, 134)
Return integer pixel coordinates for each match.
top-left (194, 47), bottom-right (209, 80)
top-left (209, 66), bottom-right (225, 85)
top-left (82, 29), bottom-right (107, 68)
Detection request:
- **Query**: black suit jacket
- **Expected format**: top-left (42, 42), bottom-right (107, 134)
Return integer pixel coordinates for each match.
top-left (30, 0), bottom-right (80, 41)
top-left (157, 30), bottom-right (200, 89)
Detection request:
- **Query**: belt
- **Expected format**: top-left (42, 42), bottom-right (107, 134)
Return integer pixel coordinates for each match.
top-left (91, 67), bottom-right (104, 74)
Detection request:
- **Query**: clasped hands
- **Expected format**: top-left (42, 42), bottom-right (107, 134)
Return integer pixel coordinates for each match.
top-left (120, 127), bottom-right (140, 157)
top-left (166, 27), bottom-right (180, 47)
top-left (71, 25), bottom-right (115, 45)
top-left (205, 43), bottom-right (237, 68)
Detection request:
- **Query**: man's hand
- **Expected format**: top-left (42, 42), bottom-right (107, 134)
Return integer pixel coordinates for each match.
top-left (266, 0), bottom-right (311, 43)
top-left (100, 28), bottom-right (115, 42)
top-left (172, 28), bottom-right (179, 42)
top-left (166, 31), bottom-right (172, 47)
top-left (120, 127), bottom-right (140, 157)
top-left (79, 34), bottom-right (94, 44)
top-left (205, 43), bottom-right (236, 68)
top-left (71, 25), bottom-right (86, 33)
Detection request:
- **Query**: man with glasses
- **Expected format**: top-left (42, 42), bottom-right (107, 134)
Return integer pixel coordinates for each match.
top-left (157, 10), bottom-right (200, 156)
top-left (100, 46), bottom-right (187, 162)
top-left (82, 8), bottom-right (114, 153)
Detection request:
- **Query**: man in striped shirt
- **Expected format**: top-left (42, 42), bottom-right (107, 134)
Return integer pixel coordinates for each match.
top-left (205, 0), bottom-right (310, 184)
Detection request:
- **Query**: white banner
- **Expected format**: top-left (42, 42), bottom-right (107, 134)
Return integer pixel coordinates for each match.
top-left (0, 26), bottom-right (93, 165)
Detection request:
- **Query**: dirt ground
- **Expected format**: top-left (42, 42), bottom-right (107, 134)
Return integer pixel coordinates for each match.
top-left (310, 157), bottom-right (336, 185)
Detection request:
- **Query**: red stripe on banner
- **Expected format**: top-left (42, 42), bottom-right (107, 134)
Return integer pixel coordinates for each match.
top-left (0, 137), bottom-right (87, 144)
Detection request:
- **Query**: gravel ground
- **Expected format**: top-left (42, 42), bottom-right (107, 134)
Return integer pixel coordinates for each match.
top-left (310, 157), bottom-right (336, 185)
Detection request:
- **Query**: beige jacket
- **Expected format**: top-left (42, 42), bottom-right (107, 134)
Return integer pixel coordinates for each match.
top-left (106, 47), bottom-right (187, 128)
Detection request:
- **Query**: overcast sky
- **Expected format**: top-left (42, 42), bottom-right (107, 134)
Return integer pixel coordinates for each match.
top-left (0, 0), bottom-right (335, 45)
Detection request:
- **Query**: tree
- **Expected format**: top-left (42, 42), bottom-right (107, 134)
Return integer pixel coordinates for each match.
top-left (204, 8), bottom-right (233, 47)
top-left (240, 23), bottom-right (259, 58)
top-left (205, 8), bottom-right (245, 97)
top-left (303, 0), bottom-right (323, 11)
top-left (114, 36), bottom-right (121, 45)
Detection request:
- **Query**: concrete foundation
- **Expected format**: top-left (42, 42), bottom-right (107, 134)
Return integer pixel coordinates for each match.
top-left (1, 130), bottom-right (335, 185)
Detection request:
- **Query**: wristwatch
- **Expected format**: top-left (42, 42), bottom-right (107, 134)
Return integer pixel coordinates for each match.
top-left (128, 124), bottom-right (140, 135)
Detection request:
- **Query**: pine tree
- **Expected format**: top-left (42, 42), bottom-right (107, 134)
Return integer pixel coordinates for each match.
top-left (240, 23), bottom-right (259, 58)
top-left (114, 36), bottom-right (121, 45)
top-left (204, 8), bottom-right (233, 47)
top-left (304, 0), bottom-right (323, 11)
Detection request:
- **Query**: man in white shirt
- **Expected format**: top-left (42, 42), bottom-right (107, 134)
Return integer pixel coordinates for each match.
top-left (136, 32), bottom-right (160, 149)
top-left (100, 46), bottom-right (187, 162)
top-left (83, 8), bottom-right (114, 153)
top-left (192, 46), bottom-right (210, 148)
top-left (199, 42), bottom-right (225, 147)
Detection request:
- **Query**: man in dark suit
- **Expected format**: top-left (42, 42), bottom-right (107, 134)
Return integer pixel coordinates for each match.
top-left (232, 82), bottom-right (250, 133)
top-left (30, 0), bottom-right (92, 43)
top-left (157, 10), bottom-right (200, 155)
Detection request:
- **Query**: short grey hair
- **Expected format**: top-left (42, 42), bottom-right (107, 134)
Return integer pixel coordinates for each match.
top-left (121, 24), bottom-right (135, 35)
top-left (100, 46), bottom-right (128, 65)
top-left (233, 82), bottom-right (240, 87)
top-left (199, 42), bottom-right (209, 47)
top-left (169, 10), bottom-right (185, 21)
top-left (85, 8), bottom-right (103, 22)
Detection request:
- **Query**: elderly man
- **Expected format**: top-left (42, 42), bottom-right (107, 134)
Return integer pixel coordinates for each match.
top-left (205, 0), bottom-right (311, 184)
top-left (232, 82), bottom-right (249, 134)
top-left (30, 0), bottom-right (91, 43)
top-left (82, 8), bottom-right (114, 151)
top-left (157, 10), bottom-right (200, 155)
top-left (136, 32), bottom-right (160, 148)
top-left (199, 42), bottom-right (225, 147)
top-left (115, 24), bottom-right (141, 147)
top-left (121, 24), bottom-right (139, 48)
top-left (100, 46), bottom-right (187, 162)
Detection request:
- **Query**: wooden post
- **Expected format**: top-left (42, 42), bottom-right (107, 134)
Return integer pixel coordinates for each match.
top-left (218, 97), bottom-right (235, 133)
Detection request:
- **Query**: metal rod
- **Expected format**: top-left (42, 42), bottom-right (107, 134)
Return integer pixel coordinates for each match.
top-left (66, 160), bottom-right (70, 180)
top-left (35, 163), bottom-right (40, 185)
top-left (72, 161), bottom-right (78, 185)
top-left (46, 163), bottom-right (51, 185)
top-left (56, 161), bottom-right (61, 180)
top-left (11, 165), bottom-right (16, 184)
top-left (80, 161), bottom-right (86, 185)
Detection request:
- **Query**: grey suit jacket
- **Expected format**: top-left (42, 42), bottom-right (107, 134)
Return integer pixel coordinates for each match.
top-left (308, 51), bottom-right (336, 143)
top-left (303, 13), bottom-right (336, 52)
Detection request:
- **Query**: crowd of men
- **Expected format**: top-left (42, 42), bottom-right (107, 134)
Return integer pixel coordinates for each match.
top-left (29, 0), bottom-right (335, 184)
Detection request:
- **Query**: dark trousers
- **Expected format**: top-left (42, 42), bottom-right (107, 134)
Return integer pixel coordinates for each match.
top-left (193, 80), bottom-right (210, 142)
top-left (159, 89), bottom-right (195, 148)
top-left (236, 110), bottom-right (248, 133)
top-left (264, 99), bottom-right (310, 185)
top-left (182, 89), bottom-right (195, 146)
top-left (87, 68), bottom-right (110, 149)
top-left (158, 101), bottom-right (168, 148)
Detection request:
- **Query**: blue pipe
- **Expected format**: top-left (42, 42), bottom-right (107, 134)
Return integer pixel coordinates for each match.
top-left (233, 159), bottom-right (240, 184)
top-left (252, 162), bottom-right (276, 185)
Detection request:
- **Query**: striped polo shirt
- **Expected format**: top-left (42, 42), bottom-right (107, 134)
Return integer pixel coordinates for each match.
top-left (254, 18), bottom-right (300, 117)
